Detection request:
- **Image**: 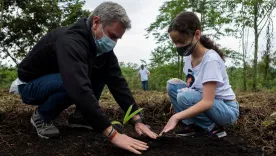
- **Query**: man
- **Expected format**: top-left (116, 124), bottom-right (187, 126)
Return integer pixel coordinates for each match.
top-left (137, 65), bottom-right (150, 91)
top-left (13, 2), bottom-right (157, 154)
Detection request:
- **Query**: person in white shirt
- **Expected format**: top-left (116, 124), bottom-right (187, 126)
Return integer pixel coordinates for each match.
top-left (160, 11), bottom-right (239, 138)
top-left (137, 65), bottom-right (150, 91)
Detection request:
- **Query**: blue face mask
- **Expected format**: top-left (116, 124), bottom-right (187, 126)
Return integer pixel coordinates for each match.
top-left (94, 27), bottom-right (116, 56)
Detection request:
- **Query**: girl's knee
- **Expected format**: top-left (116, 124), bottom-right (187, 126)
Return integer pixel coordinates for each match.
top-left (166, 82), bottom-right (175, 94)
top-left (176, 92), bottom-right (190, 107)
top-left (166, 79), bottom-right (186, 94)
top-left (176, 90), bottom-right (201, 107)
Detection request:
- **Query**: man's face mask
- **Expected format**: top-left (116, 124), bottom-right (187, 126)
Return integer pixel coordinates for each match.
top-left (94, 26), bottom-right (117, 55)
top-left (176, 36), bottom-right (199, 56)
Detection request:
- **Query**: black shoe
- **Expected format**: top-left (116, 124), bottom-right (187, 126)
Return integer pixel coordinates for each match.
top-left (176, 124), bottom-right (204, 137)
top-left (208, 126), bottom-right (227, 138)
top-left (68, 112), bottom-right (93, 130)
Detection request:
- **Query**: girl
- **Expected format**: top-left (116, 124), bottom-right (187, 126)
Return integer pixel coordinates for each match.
top-left (161, 11), bottom-right (239, 138)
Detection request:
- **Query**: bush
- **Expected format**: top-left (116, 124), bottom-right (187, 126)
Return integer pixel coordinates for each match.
top-left (0, 67), bottom-right (17, 88)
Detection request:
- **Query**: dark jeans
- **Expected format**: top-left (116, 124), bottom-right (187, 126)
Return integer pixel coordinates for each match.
top-left (142, 80), bottom-right (148, 91)
top-left (18, 73), bottom-right (104, 122)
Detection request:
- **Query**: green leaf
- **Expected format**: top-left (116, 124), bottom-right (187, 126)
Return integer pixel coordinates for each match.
top-left (111, 121), bottom-right (122, 125)
top-left (123, 108), bottom-right (144, 125)
top-left (123, 104), bottom-right (133, 123)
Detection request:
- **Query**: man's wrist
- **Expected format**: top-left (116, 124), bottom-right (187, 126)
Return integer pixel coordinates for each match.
top-left (132, 114), bottom-right (142, 120)
top-left (103, 126), bottom-right (113, 136)
top-left (103, 126), bottom-right (118, 141)
top-left (132, 118), bottom-right (143, 126)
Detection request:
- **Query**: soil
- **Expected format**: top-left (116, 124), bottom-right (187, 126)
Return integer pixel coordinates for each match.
top-left (0, 89), bottom-right (275, 156)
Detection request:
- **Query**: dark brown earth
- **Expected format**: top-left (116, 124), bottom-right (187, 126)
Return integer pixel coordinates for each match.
top-left (0, 89), bottom-right (275, 156)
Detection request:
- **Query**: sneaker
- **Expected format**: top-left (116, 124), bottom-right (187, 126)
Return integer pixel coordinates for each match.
top-left (208, 126), bottom-right (227, 138)
top-left (176, 124), bottom-right (204, 137)
top-left (68, 112), bottom-right (93, 130)
top-left (30, 109), bottom-right (60, 139)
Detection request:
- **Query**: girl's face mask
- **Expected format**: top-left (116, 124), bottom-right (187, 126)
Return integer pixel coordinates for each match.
top-left (176, 37), bottom-right (199, 56)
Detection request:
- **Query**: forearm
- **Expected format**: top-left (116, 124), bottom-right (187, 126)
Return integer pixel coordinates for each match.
top-left (174, 100), bottom-right (213, 120)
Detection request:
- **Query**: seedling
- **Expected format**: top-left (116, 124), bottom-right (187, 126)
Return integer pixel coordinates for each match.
top-left (111, 104), bottom-right (143, 129)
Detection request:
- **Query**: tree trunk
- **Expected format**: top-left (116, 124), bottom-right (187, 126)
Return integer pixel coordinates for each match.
top-left (201, 0), bottom-right (206, 32)
top-left (252, 2), bottom-right (258, 91)
top-left (242, 25), bottom-right (247, 91)
top-left (0, 0), bottom-right (4, 30)
top-left (243, 60), bottom-right (247, 91)
top-left (263, 54), bottom-right (269, 86)
top-left (263, 21), bottom-right (272, 87)
top-left (2, 47), bottom-right (18, 66)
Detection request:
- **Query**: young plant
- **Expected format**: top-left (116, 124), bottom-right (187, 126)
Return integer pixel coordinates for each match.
top-left (111, 104), bottom-right (143, 126)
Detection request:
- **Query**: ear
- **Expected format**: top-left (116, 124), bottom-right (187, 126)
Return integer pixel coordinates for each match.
top-left (92, 16), bottom-right (101, 31)
top-left (195, 30), bottom-right (201, 40)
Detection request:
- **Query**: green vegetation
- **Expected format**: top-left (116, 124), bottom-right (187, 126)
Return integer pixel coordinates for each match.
top-left (111, 104), bottom-right (144, 126)
top-left (0, 0), bottom-right (276, 92)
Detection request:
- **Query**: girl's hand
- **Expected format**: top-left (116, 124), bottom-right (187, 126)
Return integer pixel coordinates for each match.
top-left (159, 114), bottom-right (180, 136)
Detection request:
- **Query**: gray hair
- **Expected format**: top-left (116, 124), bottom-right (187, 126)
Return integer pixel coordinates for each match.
top-left (88, 1), bottom-right (131, 30)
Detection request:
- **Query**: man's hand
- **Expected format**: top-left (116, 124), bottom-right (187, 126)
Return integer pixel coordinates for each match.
top-left (135, 123), bottom-right (158, 139)
top-left (159, 114), bottom-right (180, 136)
top-left (111, 132), bottom-right (149, 155)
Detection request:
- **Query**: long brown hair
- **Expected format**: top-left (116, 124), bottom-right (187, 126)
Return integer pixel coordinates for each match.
top-left (168, 11), bottom-right (225, 61)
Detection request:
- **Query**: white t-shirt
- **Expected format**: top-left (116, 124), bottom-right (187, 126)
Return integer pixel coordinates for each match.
top-left (183, 49), bottom-right (235, 100)
top-left (9, 78), bottom-right (27, 94)
top-left (139, 68), bottom-right (149, 81)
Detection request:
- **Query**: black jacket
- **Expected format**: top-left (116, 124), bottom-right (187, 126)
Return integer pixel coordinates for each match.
top-left (18, 18), bottom-right (138, 132)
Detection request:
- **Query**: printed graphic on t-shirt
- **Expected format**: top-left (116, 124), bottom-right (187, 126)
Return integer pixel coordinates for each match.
top-left (186, 69), bottom-right (195, 88)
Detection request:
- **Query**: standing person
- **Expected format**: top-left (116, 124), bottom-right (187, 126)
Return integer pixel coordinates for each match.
top-left (11, 2), bottom-right (157, 154)
top-left (137, 65), bottom-right (150, 91)
top-left (160, 11), bottom-right (239, 138)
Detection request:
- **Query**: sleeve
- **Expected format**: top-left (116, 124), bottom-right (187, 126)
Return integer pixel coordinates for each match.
top-left (105, 52), bottom-right (139, 114)
top-left (201, 60), bottom-right (224, 85)
top-left (56, 36), bottom-right (111, 132)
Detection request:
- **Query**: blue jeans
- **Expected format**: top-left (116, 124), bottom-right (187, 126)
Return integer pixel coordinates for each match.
top-left (18, 74), bottom-right (105, 122)
top-left (142, 80), bottom-right (148, 91)
top-left (166, 79), bottom-right (239, 131)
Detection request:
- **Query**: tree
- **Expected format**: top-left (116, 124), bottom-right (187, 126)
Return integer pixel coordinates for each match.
top-left (146, 0), bottom-right (236, 79)
top-left (232, 0), bottom-right (276, 90)
top-left (0, 0), bottom-right (90, 65)
top-left (262, 18), bottom-right (273, 87)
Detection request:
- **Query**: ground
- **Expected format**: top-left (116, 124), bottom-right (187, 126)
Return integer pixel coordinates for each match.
top-left (0, 89), bottom-right (275, 156)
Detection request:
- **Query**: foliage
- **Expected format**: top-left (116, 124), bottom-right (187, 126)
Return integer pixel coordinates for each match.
top-left (0, 64), bottom-right (17, 88)
top-left (144, 0), bottom-right (276, 92)
top-left (0, 0), bottom-right (90, 65)
top-left (0, 0), bottom-right (276, 92)
top-left (111, 104), bottom-right (143, 126)
top-left (229, 0), bottom-right (276, 90)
